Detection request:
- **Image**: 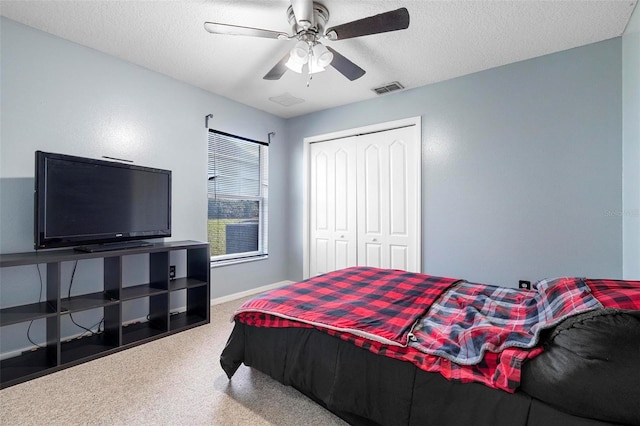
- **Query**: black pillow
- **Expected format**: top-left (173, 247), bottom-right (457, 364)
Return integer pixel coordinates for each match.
top-left (521, 308), bottom-right (640, 425)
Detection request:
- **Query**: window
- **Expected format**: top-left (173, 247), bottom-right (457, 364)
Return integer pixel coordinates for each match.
top-left (207, 130), bottom-right (268, 263)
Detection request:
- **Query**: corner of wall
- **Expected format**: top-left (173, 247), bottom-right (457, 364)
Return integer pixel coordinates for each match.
top-left (622, 3), bottom-right (640, 279)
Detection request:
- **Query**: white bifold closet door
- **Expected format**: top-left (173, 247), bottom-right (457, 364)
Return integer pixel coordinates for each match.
top-left (356, 126), bottom-right (419, 272)
top-left (309, 137), bottom-right (358, 276)
top-left (309, 125), bottom-right (420, 277)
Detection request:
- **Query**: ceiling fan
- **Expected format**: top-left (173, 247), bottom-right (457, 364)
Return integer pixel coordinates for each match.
top-left (204, 0), bottom-right (410, 81)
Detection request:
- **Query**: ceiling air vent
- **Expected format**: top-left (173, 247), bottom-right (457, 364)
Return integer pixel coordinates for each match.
top-left (268, 92), bottom-right (305, 107)
top-left (372, 81), bottom-right (405, 95)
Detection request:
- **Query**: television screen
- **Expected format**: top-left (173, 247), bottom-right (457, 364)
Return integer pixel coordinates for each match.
top-left (34, 151), bottom-right (171, 250)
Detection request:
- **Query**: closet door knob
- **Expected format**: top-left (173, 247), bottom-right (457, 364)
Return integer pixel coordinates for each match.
top-left (372, 238), bottom-right (377, 242)
top-left (340, 235), bottom-right (345, 238)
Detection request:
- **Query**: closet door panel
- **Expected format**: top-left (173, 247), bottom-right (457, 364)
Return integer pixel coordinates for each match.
top-left (333, 140), bottom-right (357, 272)
top-left (334, 149), bottom-right (350, 232)
top-left (309, 140), bottom-right (357, 276)
top-left (387, 128), bottom-right (419, 272)
top-left (390, 245), bottom-right (408, 271)
top-left (363, 145), bottom-right (382, 235)
top-left (334, 240), bottom-right (350, 271)
top-left (364, 243), bottom-right (382, 268)
top-left (314, 238), bottom-right (329, 276)
top-left (357, 126), bottom-right (419, 272)
top-left (389, 140), bottom-right (408, 236)
top-left (310, 148), bottom-right (330, 275)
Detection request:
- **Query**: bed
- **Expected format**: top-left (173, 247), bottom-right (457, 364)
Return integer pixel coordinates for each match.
top-left (220, 267), bottom-right (640, 426)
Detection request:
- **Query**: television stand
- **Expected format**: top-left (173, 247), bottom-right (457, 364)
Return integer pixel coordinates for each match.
top-left (74, 240), bottom-right (153, 253)
top-left (0, 240), bottom-right (210, 389)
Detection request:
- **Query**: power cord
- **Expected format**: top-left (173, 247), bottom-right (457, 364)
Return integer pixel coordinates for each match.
top-left (26, 264), bottom-right (45, 349)
top-left (27, 260), bottom-right (108, 349)
top-left (66, 260), bottom-right (104, 337)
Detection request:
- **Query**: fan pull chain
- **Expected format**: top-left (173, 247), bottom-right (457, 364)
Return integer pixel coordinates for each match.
top-left (306, 44), bottom-right (314, 87)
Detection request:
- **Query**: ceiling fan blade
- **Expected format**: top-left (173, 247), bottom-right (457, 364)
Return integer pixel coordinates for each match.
top-left (325, 8), bottom-right (409, 40)
top-left (204, 22), bottom-right (288, 39)
top-left (263, 52), bottom-right (290, 80)
top-left (326, 46), bottom-right (365, 81)
top-left (290, 0), bottom-right (315, 29)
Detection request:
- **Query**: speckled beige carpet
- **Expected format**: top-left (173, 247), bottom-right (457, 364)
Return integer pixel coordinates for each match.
top-left (0, 295), bottom-right (347, 426)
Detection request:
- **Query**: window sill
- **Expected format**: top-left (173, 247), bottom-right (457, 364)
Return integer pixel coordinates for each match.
top-left (210, 255), bottom-right (269, 268)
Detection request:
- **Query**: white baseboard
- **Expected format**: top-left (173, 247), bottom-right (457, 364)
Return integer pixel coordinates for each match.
top-left (210, 280), bottom-right (293, 306)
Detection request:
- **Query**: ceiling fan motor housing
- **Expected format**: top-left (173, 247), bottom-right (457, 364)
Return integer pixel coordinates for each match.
top-left (287, 2), bottom-right (329, 43)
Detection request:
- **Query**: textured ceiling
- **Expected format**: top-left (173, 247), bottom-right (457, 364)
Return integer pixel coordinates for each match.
top-left (1, 0), bottom-right (637, 118)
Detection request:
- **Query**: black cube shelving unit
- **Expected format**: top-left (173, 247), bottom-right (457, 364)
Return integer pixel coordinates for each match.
top-left (0, 240), bottom-right (210, 389)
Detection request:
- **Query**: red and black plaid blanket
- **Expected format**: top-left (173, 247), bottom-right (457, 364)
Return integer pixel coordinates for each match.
top-left (235, 266), bottom-right (460, 346)
top-left (585, 278), bottom-right (640, 310)
top-left (234, 268), bottom-right (640, 393)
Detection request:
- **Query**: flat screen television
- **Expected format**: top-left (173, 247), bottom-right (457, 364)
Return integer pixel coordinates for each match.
top-left (34, 151), bottom-right (171, 251)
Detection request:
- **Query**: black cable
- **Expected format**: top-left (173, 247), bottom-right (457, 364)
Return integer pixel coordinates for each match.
top-left (67, 260), bottom-right (77, 300)
top-left (66, 260), bottom-right (105, 337)
top-left (26, 264), bottom-right (45, 349)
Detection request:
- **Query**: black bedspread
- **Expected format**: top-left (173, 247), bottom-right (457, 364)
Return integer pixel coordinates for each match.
top-left (221, 320), bottom-right (628, 426)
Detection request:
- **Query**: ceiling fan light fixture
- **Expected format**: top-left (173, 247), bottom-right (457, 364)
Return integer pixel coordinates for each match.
top-left (285, 56), bottom-right (305, 73)
top-left (307, 57), bottom-right (326, 74)
top-left (285, 40), bottom-right (309, 73)
top-left (312, 43), bottom-right (333, 68)
top-left (291, 40), bottom-right (309, 62)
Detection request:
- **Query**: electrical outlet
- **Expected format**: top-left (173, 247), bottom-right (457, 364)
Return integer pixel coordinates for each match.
top-left (518, 280), bottom-right (531, 290)
top-left (169, 265), bottom-right (176, 281)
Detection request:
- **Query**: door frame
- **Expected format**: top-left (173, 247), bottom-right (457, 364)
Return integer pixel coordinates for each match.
top-left (302, 116), bottom-right (422, 279)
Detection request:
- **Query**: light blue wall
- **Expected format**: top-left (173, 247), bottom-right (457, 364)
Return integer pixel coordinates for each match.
top-left (0, 15), bottom-right (631, 300)
top-left (623, 5), bottom-right (640, 279)
top-left (286, 39), bottom-right (623, 287)
top-left (0, 17), bottom-right (289, 303)
top-left (0, 12), bottom-right (632, 355)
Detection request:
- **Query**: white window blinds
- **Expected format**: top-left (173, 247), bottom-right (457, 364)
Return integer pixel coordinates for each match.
top-left (207, 130), bottom-right (268, 262)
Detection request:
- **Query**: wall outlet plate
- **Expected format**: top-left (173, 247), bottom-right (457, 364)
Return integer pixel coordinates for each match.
top-left (518, 280), bottom-right (531, 290)
top-left (169, 265), bottom-right (176, 280)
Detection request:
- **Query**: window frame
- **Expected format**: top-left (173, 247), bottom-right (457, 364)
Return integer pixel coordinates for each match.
top-left (207, 129), bottom-right (268, 264)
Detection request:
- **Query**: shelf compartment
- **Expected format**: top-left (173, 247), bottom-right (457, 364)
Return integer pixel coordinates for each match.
top-left (121, 293), bottom-right (168, 346)
top-left (0, 301), bottom-right (57, 326)
top-left (60, 333), bottom-right (118, 364)
top-left (121, 320), bottom-right (166, 345)
top-left (61, 292), bottom-right (119, 313)
top-left (169, 284), bottom-right (209, 331)
top-left (169, 311), bottom-right (208, 331)
top-left (59, 304), bottom-right (120, 364)
top-left (0, 347), bottom-right (57, 387)
top-left (169, 277), bottom-right (207, 291)
top-left (121, 283), bottom-right (167, 301)
top-left (186, 283), bottom-right (209, 322)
